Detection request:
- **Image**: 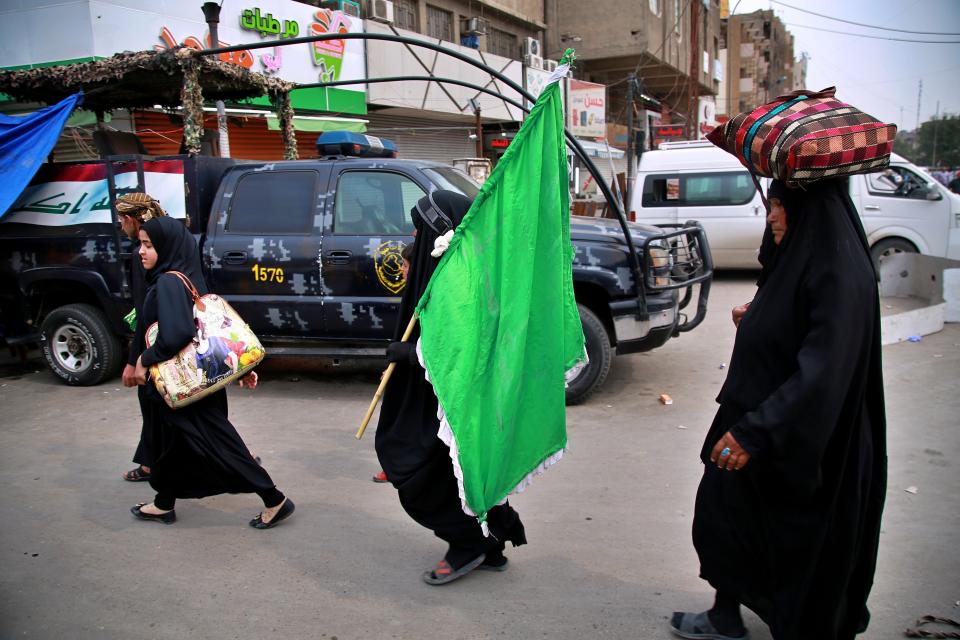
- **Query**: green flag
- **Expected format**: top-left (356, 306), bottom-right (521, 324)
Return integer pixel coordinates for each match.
top-left (415, 50), bottom-right (586, 529)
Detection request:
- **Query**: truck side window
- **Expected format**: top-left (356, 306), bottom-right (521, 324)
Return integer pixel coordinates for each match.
top-left (334, 171), bottom-right (422, 235)
top-left (642, 172), bottom-right (755, 207)
top-left (867, 167), bottom-right (929, 199)
top-left (227, 171), bottom-right (317, 234)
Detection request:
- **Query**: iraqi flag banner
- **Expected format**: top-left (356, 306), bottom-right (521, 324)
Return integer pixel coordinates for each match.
top-left (415, 49), bottom-right (586, 531)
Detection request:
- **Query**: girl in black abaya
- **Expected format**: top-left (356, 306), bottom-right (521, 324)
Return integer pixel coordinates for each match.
top-left (131, 216), bottom-right (294, 528)
top-left (671, 179), bottom-right (887, 640)
top-left (375, 190), bottom-right (527, 585)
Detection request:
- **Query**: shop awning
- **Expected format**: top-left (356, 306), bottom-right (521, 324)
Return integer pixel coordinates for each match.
top-left (574, 139), bottom-right (625, 159)
top-left (266, 115), bottom-right (367, 133)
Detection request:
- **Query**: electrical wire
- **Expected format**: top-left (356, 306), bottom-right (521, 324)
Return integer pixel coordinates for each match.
top-left (769, 0), bottom-right (960, 36)
top-left (784, 22), bottom-right (960, 44)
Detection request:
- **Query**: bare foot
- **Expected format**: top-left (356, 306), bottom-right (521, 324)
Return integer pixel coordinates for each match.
top-left (258, 498), bottom-right (287, 524)
top-left (138, 502), bottom-right (171, 516)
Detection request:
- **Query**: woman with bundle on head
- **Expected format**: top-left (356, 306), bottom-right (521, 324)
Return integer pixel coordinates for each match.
top-left (375, 190), bottom-right (526, 585)
top-left (131, 216), bottom-right (294, 529)
top-left (670, 179), bottom-right (887, 640)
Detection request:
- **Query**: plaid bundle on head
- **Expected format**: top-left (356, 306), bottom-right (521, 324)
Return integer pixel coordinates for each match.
top-left (706, 87), bottom-right (897, 185)
top-left (115, 192), bottom-right (167, 222)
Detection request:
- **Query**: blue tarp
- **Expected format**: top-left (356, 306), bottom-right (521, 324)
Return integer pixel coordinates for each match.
top-left (0, 92), bottom-right (83, 219)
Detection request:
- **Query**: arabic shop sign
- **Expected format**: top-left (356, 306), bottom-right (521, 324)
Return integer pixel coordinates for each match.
top-left (3, 162), bottom-right (187, 227)
top-left (110, 0), bottom-right (367, 113)
top-left (569, 79), bottom-right (606, 138)
top-left (240, 8), bottom-right (301, 39)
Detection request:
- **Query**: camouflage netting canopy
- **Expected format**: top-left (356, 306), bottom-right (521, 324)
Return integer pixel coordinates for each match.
top-left (0, 48), bottom-right (299, 158)
top-left (0, 48), bottom-right (293, 111)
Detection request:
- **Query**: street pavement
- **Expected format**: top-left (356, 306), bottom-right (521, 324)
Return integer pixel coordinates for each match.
top-left (0, 273), bottom-right (957, 639)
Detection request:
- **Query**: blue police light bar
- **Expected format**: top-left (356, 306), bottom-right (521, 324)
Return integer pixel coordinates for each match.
top-left (317, 131), bottom-right (398, 158)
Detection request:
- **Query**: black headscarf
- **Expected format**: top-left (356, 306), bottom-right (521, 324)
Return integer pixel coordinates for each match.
top-left (376, 190), bottom-right (472, 485)
top-left (391, 190), bottom-right (472, 341)
top-left (757, 178), bottom-right (876, 287)
top-left (141, 216), bottom-right (207, 294)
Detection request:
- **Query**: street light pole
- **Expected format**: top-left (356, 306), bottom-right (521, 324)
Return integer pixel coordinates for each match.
top-left (202, 2), bottom-right (231, 158)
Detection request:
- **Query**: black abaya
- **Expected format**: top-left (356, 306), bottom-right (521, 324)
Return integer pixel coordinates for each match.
top-left (131, 221), bottom-right (204, 468)
top-left (138, 217), bottom-right (280, 508)
top-left (692, 179), bottom-right (887, 640)
top-left (375, 191), bottom-right (526, 568)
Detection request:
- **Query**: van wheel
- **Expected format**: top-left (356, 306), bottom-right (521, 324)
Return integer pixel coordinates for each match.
top-left (41, 304), bottom-right (122, 386)
top-left (870, 237), bottom-right (916, 269)
top-left (565, 304), bottom-right (612, 406)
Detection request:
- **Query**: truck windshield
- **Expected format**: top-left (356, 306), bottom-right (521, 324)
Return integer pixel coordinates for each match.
top-left (422, 167), bottom-right (481, 199)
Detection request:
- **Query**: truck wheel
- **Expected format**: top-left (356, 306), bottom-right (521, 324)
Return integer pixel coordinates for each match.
top-left (565, 304), bottom-right (612, 406)
top-left (41, 303), bottom-right (121, 386)
top-left (870, 237), bottom-right (916, 269)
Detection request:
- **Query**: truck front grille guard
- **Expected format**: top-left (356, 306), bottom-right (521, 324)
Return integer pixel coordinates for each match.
top-left (642, 221), bottom-right (714, 333)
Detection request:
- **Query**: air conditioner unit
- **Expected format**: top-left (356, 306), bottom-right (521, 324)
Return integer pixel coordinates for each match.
top-left (370, 0), bottom-right (394, 23)
top-left (340, 0), bottom-right (361, 18)
top-left (523, 37), bottom-right (542, 58)
top-left (524, 54), bottom-right (543, 70)
top-left (543, 59), bottom-right (558, 72)
top-left (319, 0), bottom-right (361, 16)
top-left (461, 17), bottom-right (488, 35)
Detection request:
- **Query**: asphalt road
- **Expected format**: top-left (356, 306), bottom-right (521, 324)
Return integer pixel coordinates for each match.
top-left (0, 273), bottom-right (957, 640)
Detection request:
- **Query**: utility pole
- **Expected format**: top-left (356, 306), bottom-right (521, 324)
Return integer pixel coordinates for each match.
top-left (469, 98), bottom-right (483, 158)
top-left (626, 74), bottom-right (636, 212)
top-left (202, 2), bottom-right (231, 158)
top-left (932, 100), bottom-right (940, 167)
top-left (915, 79), bottom-right (922, 132)
top-left (687, 0), bottom-right (700, 139)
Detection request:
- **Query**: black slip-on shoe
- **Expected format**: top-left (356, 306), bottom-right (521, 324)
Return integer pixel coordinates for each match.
top-left (130, 503), bottom-right (176, 525)
top-left (249, 498), bottom-right (295, 529)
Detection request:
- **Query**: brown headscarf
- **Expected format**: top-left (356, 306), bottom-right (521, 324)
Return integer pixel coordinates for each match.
top-left (115, 192), bottom-right (168, 222)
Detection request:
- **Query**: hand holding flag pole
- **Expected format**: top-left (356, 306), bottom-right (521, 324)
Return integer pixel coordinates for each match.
top-left (355, 313), bottom-right (419, 439)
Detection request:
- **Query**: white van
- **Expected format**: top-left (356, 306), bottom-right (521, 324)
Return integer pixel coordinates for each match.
top-left (630, 140), bottom-right (960, 268)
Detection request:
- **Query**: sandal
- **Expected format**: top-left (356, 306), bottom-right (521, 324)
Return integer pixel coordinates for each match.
top-left (372, 470), bottom-right (389, 483)
top-left (905, 615), bottom-right (960, 638)
top-left (130, 503), bottom-right (176, 525)
top-left (122, 466), bottom-right (151, 482)
top-left (670, 611), bottom-right (748, 640)
top-left (422, 554), bottom-right (486, 585)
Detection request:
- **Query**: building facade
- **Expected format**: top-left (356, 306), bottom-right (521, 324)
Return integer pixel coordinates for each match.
top-left (719, 9), bottom-right (798, 119)
top-left (547, 0), bottom-right (723, 146)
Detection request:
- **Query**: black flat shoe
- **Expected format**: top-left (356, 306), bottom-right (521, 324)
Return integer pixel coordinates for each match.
top-left (130, 503), bottom-right (176, 525)
top-left (249, 498), bottom-right (295, 529)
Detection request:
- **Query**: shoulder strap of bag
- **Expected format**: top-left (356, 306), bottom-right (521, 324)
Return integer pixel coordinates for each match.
top-left (166, 271), bottom-right (207, 312)
top-left (750, 172), bottom-right (769, 213)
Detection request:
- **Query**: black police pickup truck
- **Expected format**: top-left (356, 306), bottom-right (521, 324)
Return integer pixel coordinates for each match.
top-left (0, 133), bottom-right (712, 404)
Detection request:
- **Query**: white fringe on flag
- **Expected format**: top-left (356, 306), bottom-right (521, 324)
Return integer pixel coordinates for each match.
top-left (416, 338), bottom-right (582, 536)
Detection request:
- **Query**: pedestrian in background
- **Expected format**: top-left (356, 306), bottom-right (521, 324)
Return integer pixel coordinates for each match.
top-left (671, 179), bottom-right (887, 640)
top-left (116, 192), bottom-right (168, 483)
top-left (130, 216), bottom-right (294, 528)
top-left (949, 170), bottom-right (960, 194)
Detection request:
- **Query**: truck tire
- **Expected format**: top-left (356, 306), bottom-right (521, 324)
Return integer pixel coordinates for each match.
top-left (41, 303), bottom-right (122, 386)
top-left (870, 237), bottom-right (916, 269)
top-left (565, 304), bottom-right (612, 406)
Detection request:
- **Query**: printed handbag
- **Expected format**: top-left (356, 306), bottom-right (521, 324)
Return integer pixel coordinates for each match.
top-left (144, 271), bottom-right (265, 409)
top-left (706, 86), bottom-right (897, 186)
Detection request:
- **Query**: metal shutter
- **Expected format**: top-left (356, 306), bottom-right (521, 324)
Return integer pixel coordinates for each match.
top-left (363, 113), bottom-right (475, 164)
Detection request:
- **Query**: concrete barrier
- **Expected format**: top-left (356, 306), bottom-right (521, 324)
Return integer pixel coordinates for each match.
top-left (879, 253), bottom-right (960, 345)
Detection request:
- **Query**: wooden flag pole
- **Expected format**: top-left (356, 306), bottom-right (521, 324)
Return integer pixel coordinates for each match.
top-left (355, 313), bottom-right (419, 440)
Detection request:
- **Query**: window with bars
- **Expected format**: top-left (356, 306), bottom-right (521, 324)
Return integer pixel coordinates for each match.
top-left (426, 5), bottom-right (453, 41)
top-left (487, 27), bottom-right (518, 59)
top-left (393, 0), bottom-right (418, 31)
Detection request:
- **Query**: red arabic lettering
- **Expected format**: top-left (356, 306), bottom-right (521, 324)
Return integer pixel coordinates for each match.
top-left (156, 27), bottom-right (254, 69)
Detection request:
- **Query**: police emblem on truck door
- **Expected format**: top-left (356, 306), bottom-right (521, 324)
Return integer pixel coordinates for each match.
top-left (375, 240), bottom-right (406, 294)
